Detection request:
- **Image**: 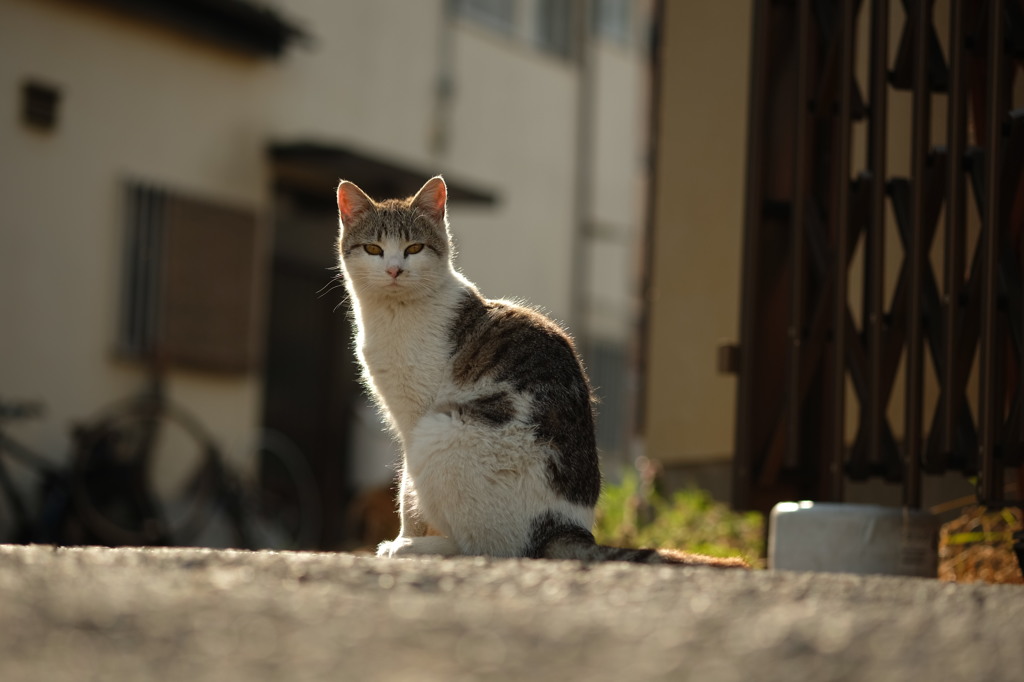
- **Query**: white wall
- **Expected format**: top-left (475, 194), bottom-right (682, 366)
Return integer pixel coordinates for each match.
top-left (586, 41), bottom-right (650, 344)
top-left (264, 0), bottom-right (444, 159)
top-left (443, 21), bottom-right (579, 322)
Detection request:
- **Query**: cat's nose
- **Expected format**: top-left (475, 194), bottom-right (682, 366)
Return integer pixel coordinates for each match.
top-left (387, 265), bottom-right (403, 279)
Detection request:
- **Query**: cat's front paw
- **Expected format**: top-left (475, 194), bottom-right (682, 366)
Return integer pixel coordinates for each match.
top-left (376, 537), bottom-right (412, 558)
top-left (377, 535), bottom-right (460, 558)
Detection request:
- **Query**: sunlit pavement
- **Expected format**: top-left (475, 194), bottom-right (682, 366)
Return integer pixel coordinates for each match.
top-left (1, 544), bottom-right (1021, 682)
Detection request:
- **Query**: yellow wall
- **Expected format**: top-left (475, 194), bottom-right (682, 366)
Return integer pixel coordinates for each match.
top-left (644, 2), bottom-right (752, 464)
top-left (644, 0), bottom-right (1024, 470)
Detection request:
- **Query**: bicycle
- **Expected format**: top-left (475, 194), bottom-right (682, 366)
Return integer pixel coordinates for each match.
top-left (68, 368), bottom-right (322, 549)
top-left (1, 372), bottom-right (321, 549)
top-left (0, 400), bottom-right (70, 543)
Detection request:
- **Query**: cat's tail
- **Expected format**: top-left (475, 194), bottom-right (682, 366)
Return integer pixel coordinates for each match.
top-left (537, 527), bottom-right (749, 568)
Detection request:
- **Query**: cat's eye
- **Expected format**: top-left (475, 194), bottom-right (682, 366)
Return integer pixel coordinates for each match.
top-left (405, 243), bottom-right (425, 256)
top-left (363, 244), bottom-right (383, 256)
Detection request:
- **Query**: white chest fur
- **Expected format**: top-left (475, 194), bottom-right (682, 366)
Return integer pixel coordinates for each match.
top-left (355, 287), bottom-right (463, 441)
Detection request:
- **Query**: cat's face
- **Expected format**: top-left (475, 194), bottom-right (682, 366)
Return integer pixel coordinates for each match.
top-left (338, 177), bottom-right (451, 301)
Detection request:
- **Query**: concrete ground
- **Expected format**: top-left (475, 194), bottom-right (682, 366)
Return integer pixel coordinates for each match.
top-left (1, 544), bottom-right (1022, 682)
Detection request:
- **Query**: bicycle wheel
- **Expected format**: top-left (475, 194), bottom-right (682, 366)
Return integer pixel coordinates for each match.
top-left (0, 454), bottom-right (29, 542)
top-left (71, 397), bottom-right (220, 546)
top-left (0, 402), bottom-right (72, 544)
top-left (243, 429), bottom-right (322, 550)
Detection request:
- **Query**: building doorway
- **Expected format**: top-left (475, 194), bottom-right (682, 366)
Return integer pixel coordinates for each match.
top-left (261, 190), bottom-right (356, 548)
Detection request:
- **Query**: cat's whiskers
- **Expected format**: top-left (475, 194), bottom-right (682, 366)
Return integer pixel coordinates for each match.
top-left (317, 270), bottom-right (344, 292)
top-left (317, 279), bottom-right (345, 298)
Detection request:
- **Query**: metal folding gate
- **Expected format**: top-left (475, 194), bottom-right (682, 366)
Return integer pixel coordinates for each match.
top-left (734, 0), bottom-right (1024, 513)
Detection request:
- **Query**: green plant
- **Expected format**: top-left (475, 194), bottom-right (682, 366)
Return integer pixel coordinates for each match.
top-left (938, 505), bottom-right (1023, 584)
top-left (593, 472), bottom-right (765, 567)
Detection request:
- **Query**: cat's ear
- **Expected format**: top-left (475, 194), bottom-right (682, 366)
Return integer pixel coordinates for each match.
top-left (411, 176), bottom-right (448, 224)
top-left (337, 180), bottom-right (374, 229)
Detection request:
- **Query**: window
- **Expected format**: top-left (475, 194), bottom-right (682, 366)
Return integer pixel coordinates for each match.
top-left (21, 81), bottom-right (60, 131)
top-left (119, 182), bottom-right (263, 373)
top-left (587, 339), bottom-right (630, 456)
top-left (456, 0), bottom-right (517, 35)
top-left (455, 0), bottom-right (584, 61)
top-left (535, 0), bottom-right (574, 59)
top-left (593, 0), bottom-right (631, 46)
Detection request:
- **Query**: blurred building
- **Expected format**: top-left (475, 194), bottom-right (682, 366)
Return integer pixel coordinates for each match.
top-left (0, 0), bottom-right (653, 546)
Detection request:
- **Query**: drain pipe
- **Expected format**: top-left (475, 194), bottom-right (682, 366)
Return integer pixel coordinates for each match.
top-left (430, 0), bottom-right (457, 158)
top-left (570, 0), bottom-right (594, 342)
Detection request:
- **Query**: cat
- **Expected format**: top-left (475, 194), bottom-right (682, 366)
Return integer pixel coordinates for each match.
top-left (337, 176), bottom-right (746, 567)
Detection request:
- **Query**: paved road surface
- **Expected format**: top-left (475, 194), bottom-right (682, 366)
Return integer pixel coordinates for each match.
top-left (1, 544), bottom-right (1021, 681)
